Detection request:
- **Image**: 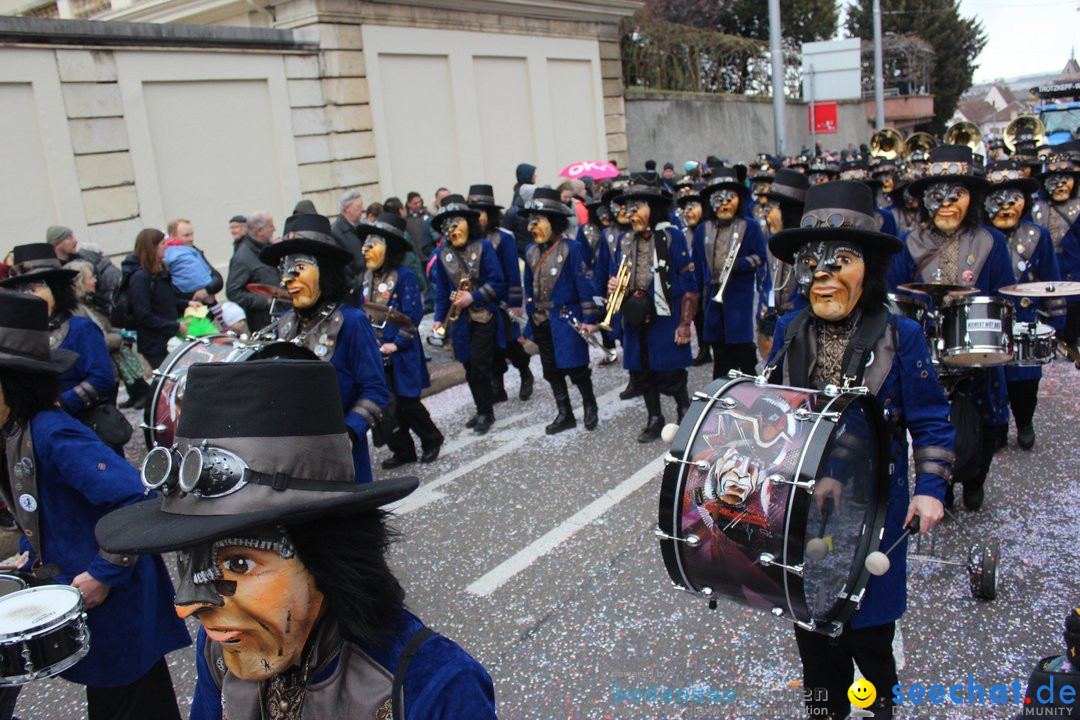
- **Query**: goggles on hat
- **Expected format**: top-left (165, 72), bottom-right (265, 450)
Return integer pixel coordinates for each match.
top-left (799, 213), bottom-right (857, 229)
top-left (1044, 160), bottom-right (1075, 173)
top-left (278, 254), bottom-right (318, 279)
top-left (984, 189), bottom-right (1025, 215)
top-left (928, 161), bottom-right (971, 176)
top-left (986, 168), bottom-right (1022, 184)
top-left (709, 190), bottom-right (739, 209)
top-left (142, 444), bottom-right (334, 498)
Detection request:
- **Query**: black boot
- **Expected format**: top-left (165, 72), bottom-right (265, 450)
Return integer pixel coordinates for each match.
top-left (1017, 423), bottom-right (1035, 450)
top-left (619, 377), bottom-right (641, 400)
top-left (692, 346), bottom-right (712, 367)
top-left (963, 485), bottom-right (985, 511)
top-left (575, 374), bottom-right (598, 430)
top-left (473, 414), bottom-right (495, 435)
top-left (638, 415), bottom-right (664, 443)
top-left (492, 374), bottom-right (509, 404)
top-left (675, 388), bottom-right (691, 423)
top-left (519, 367), bottom-right (534, 401)
top-left (120, 379), bottom-right (150, 409)
top-left (545, 381), bottom-right (576, 434)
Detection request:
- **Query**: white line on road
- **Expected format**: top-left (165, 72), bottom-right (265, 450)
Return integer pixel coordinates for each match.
top-left (464, 453), bottom-right (666, 597)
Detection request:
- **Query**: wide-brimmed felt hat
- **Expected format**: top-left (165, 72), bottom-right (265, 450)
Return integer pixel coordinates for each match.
top-left (700, 167), bottom-right (748, 209)
top-left (763, 168), bottom-right (810, 208)
top-left (430, 194), bottom-right (480, 232)
top-left (768, 181), bottom-right (904, 264)
top-left (1037, 150), bottom-right (1080, 182)
top-left (259, 212), bottom-right (353, 267)
top-left (0, 291), bottom-right (77, 374)
top-left (611, 175), bottom-right (673, 208)
top-left (839, 159), bottom-right (883, 191)
top-left (355, 212), bottom-right (412, 256)
top-left (466, 184), bottom-right (503, 213)
top-left (521, 187), bottom-right (573, 219)
top-left (984, 159), bottom-right (1040, 197)
top-left (95, 360), bottom-right (417, 554)
top-left (907, 145), bottom-right (989, 198)
top-left (748, 153), bottom-right (779, 181)
top-left (808, 157), bottom-right (840, 177)
top-left (0, 244), bottom-right (79, 289)
top-left (674, 180), bottom-right (704, 207)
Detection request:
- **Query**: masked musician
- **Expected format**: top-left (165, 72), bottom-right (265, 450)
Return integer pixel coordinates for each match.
top-left (595, 178), bottom-right (698, 441)
top-left (468, 184), bottom-right (535, 404)
top-left (889, 164), bottom-right (924, 237)
top-left (756, 169), bottom-right (810, 361)
top-left (1031, 145), bottom-right (1080, 349)
top-left (887, 145), bottom-right (1015, 510)
top-left (357, 212), bottom-right (444, 468)
top-left (521, 187), bottom-right (600, 433)
top-left (96, 360), bottom-right (497, 720)
top-left (984, 160), bottom-right (1065, 450)
top-left (431, 194), bottom-right (507, 435)
top-left (871, 158), bottom-right (899, 211)
top-left (694, 168), bottom-right (767, 379)
top-left (258, 212), bottom-right (390, 483)
top-left (765, 181), bottom-right (954, 720)
top-left (840, 159), bottom-right (899, 237)
top-left (673, 180), bottom-right (711, 367)
top-left (807, 156), bottom-right (840, 187)
top-left (748, 154), bottom-right (780, 238)
top-left (0, 291), bottom-right (189, 720)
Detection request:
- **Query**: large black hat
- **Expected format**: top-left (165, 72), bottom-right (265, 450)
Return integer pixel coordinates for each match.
top-left (839, 158), bottom-right (882, 190)
top-left (611, 175), bottom-right (673, 208)
top-left (674, 179), bottom-right (704, 208)
top-left (521, 186), bottom-right (573, 219)
top-left (0, 291), bottom-right (77, 374)
top-left (466, 184), bottom-right (503, 212)
top-left (355, 212), bottom-right (411, 256)
top-left (95, 360), bottom-right (417, 554)
top-left (700, 167), bottom-right (748, 210)
top-left (259, 212), bottom-right (353, 267)
top-left (429, 194), bottom-right (480, 232)
top-left (1037, 149), bottom-right (1080, 182)
top-left (0, 243), bottom-right (79, 289)
top-left (907, 145), bottom-right (989, 198)
top-left (748, 153), bottom-right (779, 181)
top-left (984, 159), bottom-right (1040, 197)
top-left (768, 181), bottom-right (904, 264)
top-left (763, 168), bottom-right (810, 208)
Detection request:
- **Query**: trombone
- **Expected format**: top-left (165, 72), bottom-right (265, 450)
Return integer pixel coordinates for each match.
top-left (598, 254), bottom-right (631, 332)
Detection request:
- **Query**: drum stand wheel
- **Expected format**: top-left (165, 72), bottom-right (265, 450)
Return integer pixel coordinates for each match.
top-left (910, 510), bottom-right (1001, 601)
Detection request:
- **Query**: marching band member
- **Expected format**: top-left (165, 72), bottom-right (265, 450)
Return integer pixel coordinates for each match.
top-left (258, 212), bottom-right (390, 483)
top-left (521, 187), bottom-right (600, 434)
top-left (765, 181), bottom-right (954, 720)
top-left (694, 168), bottom-right (767, 379)
top-left (889, 165), bottom-right (925, 237)
top-left (468, 184), bottom-right (535, 404)
top-left (673, 180), bottom-right (711, 367)
top-left (756, 169), bottom-right (810, 361)
top-left (579, 184), bottom-right (623, 364)
top-left (1031, 144), bottom-right (1080, 350)
top-left (985, 160), bottom-right (1065, 450)
top-left (806, 156), bottom-right (840, 186)
top-left (595, 178), bottom-right (697, 442)
top-left (359, 212), bottom-right (444, 467)
top-left (431, 194), bottom-right (507, 435)
top-left (840, 158), bottom-right (899, 237)
top-left (871, 158), bottom-right (899, 211)
top-left (887, 145), bottom-right (1015, 510)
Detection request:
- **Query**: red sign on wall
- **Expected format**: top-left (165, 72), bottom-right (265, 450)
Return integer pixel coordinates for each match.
top-left (810, 101), bottom-right (839, 134)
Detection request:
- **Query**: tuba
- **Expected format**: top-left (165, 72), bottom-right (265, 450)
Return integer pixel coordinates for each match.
top-left (1003, 115), bottom-right (1046, 154)
top-left (869, 128), bottom-right (904, 160)
top-left (904, 132), bottom-right (937, 161)
top-left (945, 121), bottom-right (982, 154)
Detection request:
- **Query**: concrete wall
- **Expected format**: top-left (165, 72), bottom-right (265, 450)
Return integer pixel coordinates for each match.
top-left (624, 90), bottom-right (872, 168)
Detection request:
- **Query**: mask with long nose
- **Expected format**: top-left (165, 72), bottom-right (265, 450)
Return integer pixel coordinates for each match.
top-left (795, 240), bottom-right (866, 322)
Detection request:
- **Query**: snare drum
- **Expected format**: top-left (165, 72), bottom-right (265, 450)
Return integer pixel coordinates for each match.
top-left (0, 585), bottom-right (89, 686)
top-left (939, 296), bottom-right (1014, 366)
top-left (887, 293), bottom-right (929, 331)
top-left (0, 577), bottom-right (25, 599)
top-left (657, 378), bottom-right (889, 636)
top-left (1011, 322), bottom-right (1056, 366)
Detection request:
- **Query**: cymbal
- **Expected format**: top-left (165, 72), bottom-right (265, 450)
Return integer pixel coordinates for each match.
top-left (897, 282), bottom-right (977, 297)
top-left (362, 302), bottom-right (417, 333)
top-left (246, 283), bottom-right (291, 301)
top-left (999, 281), bottom-right (1080, 298)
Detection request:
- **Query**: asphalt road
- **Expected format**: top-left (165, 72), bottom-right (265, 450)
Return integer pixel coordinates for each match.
top-left (11, 346), bottom-right (1080, 720)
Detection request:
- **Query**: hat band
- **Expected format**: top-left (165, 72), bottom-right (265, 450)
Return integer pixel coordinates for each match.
top-left (284, 230), bottom-right (336, 246)
top-left (12, 257), bottom-right (64, 276)
top-left (438, 203), bottom-right (473, 216)
top-left (0, 326), bottom-right (50, 359)
top-left (369, 220), bottom-right (405, 238)
top-left (524, 199), bottom-right (571, 215)
top-left (467, 195), bottom-right (497, 206)
top-left (799, 207), bottom-right (877, 232)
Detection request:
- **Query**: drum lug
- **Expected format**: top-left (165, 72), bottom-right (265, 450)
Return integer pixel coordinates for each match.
top-left (150, 370), bottom-right (177, 381)
top-left (725, 370), bottom-right (757, 381)
top-left (20, 646), bottom-right (33, 676)
top-left (139, 423), bottom-right (167, 432)
top-left (823, 383), bottom-right (869, 397)
top-left (765, 473), bottom-right (815, 494)
top-left (793, 408), bottom-right (842, 422)
top-left (719, 398), bottom-right (737, 409)
top-left (653, 525), bottom-right (701, 547)
top-left (758, 552), bottom-right (804, 577)
top-left (692, 391), bottom-right (711, 401)
top-left (663, 453), bottom-right (710, 471)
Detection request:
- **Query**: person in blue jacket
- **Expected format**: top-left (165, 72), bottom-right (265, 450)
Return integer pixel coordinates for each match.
top-left (595, 176), bottom-right (698, 442)
top-left (95, 360), bottom-right (497, 720)
top-left (765, 181), bottom-right (954, 720)
top-left (1030, 144), bottom-right (1080, 350)
top-left (887, 144), bottom-right (1016, 510)
top-left (521, 187), bottom-right (601, 434)
top-left (1, 243), bottom-right (121, 448)
top-left (469, 184), bottom-right (535, 404)
top-left (0, 291), bottom-right (190, 720)
top-left (258, 212), bottom-right (390, 483)
top-left (984, 160), bottom-right (1066, 450)
top-left (431, 194), bottom-right (507, 435)
top-left (693, 168), bottom-right (768, 379)
top-left (359, 212), bottom-right (444, 468)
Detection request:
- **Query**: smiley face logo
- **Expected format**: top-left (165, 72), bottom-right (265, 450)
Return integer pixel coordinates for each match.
top-left (848, 678), bottom-right (876, 708)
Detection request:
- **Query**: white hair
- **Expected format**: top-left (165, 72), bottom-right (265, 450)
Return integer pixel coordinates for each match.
top-left (339, 190), bottom-right (364, 213)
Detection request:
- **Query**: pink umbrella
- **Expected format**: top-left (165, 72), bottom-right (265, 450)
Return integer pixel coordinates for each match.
top-left (559, 160), bottom-right (620, 180)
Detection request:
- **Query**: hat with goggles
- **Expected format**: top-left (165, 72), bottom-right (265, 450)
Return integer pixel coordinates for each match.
top-left (984, 159), bottom-right (1040, 198)
top-left (700, 168), bottom-right (749, 217)
top-left (95, 360), bottom-right (417, 554)
top-left (521, 186), bottom-right (573, 220)
top-left (259, 212), bottom-right (352, 267)
top-left (907, 145), bottom-right (989, 199)
top-left (768, 181), bottom-right (903, 264)
top-left (430, 194), bottom-right (480, 235)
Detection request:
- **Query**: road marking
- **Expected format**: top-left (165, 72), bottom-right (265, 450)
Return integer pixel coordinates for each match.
top-left (464, 453), bottom-right (666, 597)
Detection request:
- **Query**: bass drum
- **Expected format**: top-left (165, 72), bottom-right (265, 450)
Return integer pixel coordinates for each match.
top-left (657, 378), bottom-right (889, 636)
top-left (143, 335), bottom-right (316, 448)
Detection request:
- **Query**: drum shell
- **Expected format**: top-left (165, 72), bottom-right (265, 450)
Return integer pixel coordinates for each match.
top-left (0, 586), bottom-right (89, 687)
top-left (939, 296), bottom-right (1014, 367)
top-left (1011, 323), bottom-right (1055, 366)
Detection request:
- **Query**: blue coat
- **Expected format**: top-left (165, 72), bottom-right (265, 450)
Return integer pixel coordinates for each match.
top-left (1004, 222), bottom-right (1065, 383)
top-left (57, 315), bottom-right (117, 414)
top-left (432, 239), bottom-right (507, 365)
top-left (594, 225), bottom-right (696, 372)
top-left (19, 410), bottom-right (190, 687)
top-left (768, 311), bottom-right (955, 628)
top-left (1033, 197), bottom-right (1080, 282)
top-left (490, 228), bottom-right (524, 341)
top-left (523, 237), bottom-right (598, 369)
top-left (693, 218), bottom-right (767, 344)
top-left (366, 266), bottom-right (430, 399)
top-left (877, 208), bottom-right (898, 237)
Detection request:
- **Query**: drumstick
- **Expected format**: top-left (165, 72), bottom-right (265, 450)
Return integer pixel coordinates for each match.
top-left (864, 516), bottom-right (921, 576)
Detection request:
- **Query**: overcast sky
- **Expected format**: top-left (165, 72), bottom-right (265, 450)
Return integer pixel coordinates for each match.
top-left (957, 0), bottom-right (1078, 81)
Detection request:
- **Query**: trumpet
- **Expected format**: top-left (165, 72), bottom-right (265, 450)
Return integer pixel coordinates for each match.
top-left (599, 254), bottom-right (632, 332)
top-left (434, 276), bottom-right (471, 339)
top-left (560, 309), bottom-right (618, 364)
top-left (711, 229), bottom-right (743, 304)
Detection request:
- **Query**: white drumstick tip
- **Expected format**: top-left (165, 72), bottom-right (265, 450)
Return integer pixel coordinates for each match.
top-left (805, 538), bottom-right (829, 561)
top-left (864, 551), bottom-right (890, 576)
top-left (661, 423), bottom-right (680, 444)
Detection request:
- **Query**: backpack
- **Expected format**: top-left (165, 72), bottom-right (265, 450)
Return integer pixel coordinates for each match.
top-left (110, 264), bottom-right (140, 329)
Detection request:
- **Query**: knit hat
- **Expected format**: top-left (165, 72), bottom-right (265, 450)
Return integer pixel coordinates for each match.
top-left (45, 226), bottom-right (73, 246)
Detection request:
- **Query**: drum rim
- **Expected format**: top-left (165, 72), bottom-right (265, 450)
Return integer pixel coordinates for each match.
top-left (941, 294), bottom-right (1014, 308)
top-left (0, 614), bottom-right (90, 687)
top-left (0, 585), bottom-right (84, 641)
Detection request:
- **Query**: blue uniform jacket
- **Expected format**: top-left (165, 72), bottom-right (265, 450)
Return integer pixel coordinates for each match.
top-left (190, 609), bottom-right (497, 719)
top-left (20, 410), bottom-right (190, 687)
top-left (490, 228), bottom-right (524, 341)
top-left (595, 225), bottom-right (696, 372)
top-left (877, 208), bottom-right (898, 237)
top-left (1005, 222), bottom-right (1065, 383)
top-left (692, 218), bottom-right (767, 344)
top-left (768, 312), bottom-right (955, 628)
top-left (332, 305), bottom-right (392, 482)
top-left (523, 237), bottom-right (598, 370)
top-left (57, 316), bottom-right (117, 414)
top-left (368, 266), bottom-right (430, 399)
top-left (432, 239), bottom-right (507, 365)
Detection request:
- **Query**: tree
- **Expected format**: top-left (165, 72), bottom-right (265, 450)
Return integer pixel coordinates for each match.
top-left (845, 0), bottom-right (987, 134)
top-left (651, 0), bottom-right (838, 46)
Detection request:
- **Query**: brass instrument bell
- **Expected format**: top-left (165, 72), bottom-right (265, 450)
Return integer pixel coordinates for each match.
top-left (945, 121), bottom-right (982, 154)
top-left (870, 128), bottom-right (904, 160)
top-left (1003, 115), bottom-right (1046, 154)
top-left (904, 132), bottom-right (937, 161)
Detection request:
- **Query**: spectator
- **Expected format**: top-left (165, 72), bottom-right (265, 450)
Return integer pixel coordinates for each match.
top-left (228, 214), bottom-right (247, 249)
top-left (405, 191), bottom-right (437, 261)
top-left (126, 229), bottom-right (188, 369)
top-left (558, 181), bottom-right (584, 236)
top-left (364, 202), bottom-right (383, 223)
top-left (164, 219), bottom-right (223, 300)
top-left (331, 189), bottom-right (366, 274)
top-left (501, 163), bottom-right (537, 255)
top-left (225, 211), bottom-right (280, 332)
top-left (47, 225), bottom-right (121, 314)
top-left (428, 187), bottom-right (450, 216)
top-left (384, 196), bottom-right (405, 217)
